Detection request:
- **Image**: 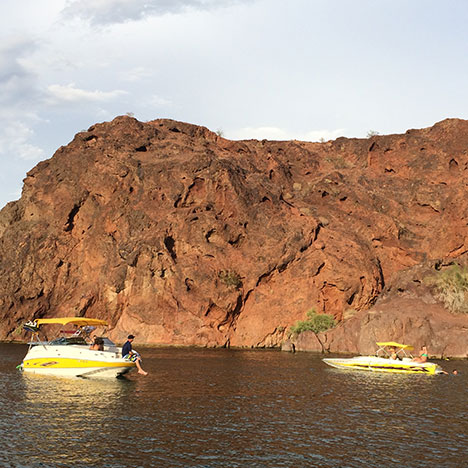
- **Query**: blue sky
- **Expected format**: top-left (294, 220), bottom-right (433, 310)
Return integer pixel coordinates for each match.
top-left (1, 0), bottom-right (467, 208)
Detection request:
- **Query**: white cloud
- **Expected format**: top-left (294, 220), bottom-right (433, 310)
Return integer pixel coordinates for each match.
top-left (0, 121), bottom-right (45, 161)
top-left (16, 142), bottom-right (45, 161)
top-left (61, 0), bottom-right (254, 26)
top-left (46, 83), bottom-right (127, 103)
top-left (148, 94), bottom-right (172, 107)
top-left (227, 126), bottom-right (347, 142)
top-left (119, 66), bottom-right (152, 82)
top-left (301, 128), bottom-right (347, 142)
top-left (0, 37), bottom-right (41, 106)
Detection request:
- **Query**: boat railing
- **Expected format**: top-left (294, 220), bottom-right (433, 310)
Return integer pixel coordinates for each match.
top-left (375, 345), bottom-right (414, 360)
top-left (22, 320), bottom-right (123, 356)
top-left (27, 340), bottom-right (49, 346)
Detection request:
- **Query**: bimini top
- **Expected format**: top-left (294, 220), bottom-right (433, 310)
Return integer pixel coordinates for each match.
top-left (34, 317), bottom-right (108, 327)
top-left (376, 341), bottom-right (414, 351)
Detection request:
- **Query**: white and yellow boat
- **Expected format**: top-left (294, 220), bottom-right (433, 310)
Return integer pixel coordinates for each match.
top-left (323, 342), bottom-right (444, 375)
top-left (19, 317), bottom-right (136, 378)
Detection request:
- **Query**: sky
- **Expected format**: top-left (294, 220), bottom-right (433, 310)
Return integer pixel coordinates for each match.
top-left (1, 0), bottom-right (467, 208)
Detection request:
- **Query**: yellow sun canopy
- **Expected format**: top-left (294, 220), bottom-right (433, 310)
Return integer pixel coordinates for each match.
top-left (34, 317), bottom-right (108, 327)
top-left (376, 341), bottom-right (414, 351)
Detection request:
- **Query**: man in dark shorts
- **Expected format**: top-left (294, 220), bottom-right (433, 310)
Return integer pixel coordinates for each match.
top-left (122, 334), bottom-right (148, 375)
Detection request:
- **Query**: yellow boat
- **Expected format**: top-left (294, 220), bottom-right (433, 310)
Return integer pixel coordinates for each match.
top-left (323, 342), bottom-right (443, 375)
top-left (19, 317), bottom-right (136, 378)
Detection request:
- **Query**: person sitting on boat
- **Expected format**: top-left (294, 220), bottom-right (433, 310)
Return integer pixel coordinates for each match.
top-left (389, 347), bottom-right (398, 360)
top-left (412, 345), bottom-right (428, 363)
top-left (90, 337), bottom-right (104, 351)
top-left (122, 334), bottom-right (148, 375)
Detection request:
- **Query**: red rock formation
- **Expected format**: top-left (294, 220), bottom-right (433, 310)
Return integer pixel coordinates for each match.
top-left (295, 266), bottom-right (468, 358)
top-left (0, 116), bottom-right (467, 355)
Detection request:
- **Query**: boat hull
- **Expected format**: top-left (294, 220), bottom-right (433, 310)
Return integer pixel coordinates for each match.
top-left (323, 356), bottom-right (442, 375)
top-left (21, 344), bottom-right (136, 378)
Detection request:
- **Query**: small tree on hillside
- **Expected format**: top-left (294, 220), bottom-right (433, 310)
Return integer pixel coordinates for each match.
top-left (289, 309), bottom-right (336, 337)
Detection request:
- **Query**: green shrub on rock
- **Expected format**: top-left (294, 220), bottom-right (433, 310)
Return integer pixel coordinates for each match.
top-left (289, 309), bottom-right (336, 337)
top-left (218, 270), bottom-right (242, 289)
top-left (425, 263), bottom-right (468, 314)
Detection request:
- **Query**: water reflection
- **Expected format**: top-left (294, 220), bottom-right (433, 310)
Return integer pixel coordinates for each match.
top-left (3, 373), bottom-right (134, 468)
top-left (22, 371), bottom-right (131, 396)
top-left (1, 344), bottom-right (466, 468)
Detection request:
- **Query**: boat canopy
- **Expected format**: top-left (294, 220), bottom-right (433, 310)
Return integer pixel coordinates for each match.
top-left (376, 341), bottom-right (414, 351)
top-left (34, 317), bottom-right (108, 327)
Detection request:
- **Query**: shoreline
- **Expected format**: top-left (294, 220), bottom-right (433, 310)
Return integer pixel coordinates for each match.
top-left (3, 340), bottom-right (467, 360)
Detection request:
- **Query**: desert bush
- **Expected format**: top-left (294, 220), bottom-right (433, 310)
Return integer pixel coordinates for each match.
top-left (325, 155), bottom-right (349, 169)
top-left (425, 263), bottom-right (468, 313)
top-left (343, 308), bottom-right (357, 320)
top-left (218, 270), bottom-right (242, 289)
top-left (289, 309), bottom-right (336, 337)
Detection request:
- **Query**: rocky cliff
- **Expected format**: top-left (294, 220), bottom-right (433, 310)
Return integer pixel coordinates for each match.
top-left (0, 116), bottom-right (467, 356)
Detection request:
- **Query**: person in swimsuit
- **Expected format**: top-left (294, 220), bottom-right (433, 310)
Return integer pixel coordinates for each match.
top-left (412, 345), bottom-right (428, 363)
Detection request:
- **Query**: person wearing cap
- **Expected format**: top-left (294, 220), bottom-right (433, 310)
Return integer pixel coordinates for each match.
top-left (122, 334), bottom-right (148, 375)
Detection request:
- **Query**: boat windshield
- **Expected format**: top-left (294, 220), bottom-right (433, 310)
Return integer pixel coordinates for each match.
top-left (100, 337), bottom-right (116, 347)
top-left (48, 336), bottom-right (88, 346)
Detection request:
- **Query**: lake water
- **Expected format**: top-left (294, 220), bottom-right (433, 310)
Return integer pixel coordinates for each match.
top-left (1, 344), bottom-right (467, 468)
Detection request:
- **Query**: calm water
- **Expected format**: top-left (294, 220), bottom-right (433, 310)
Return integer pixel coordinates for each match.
top-left (0, 344), bottom-right (466, 468)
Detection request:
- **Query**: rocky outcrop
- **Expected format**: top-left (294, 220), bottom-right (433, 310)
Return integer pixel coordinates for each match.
top-left (295, 289), bottom-right (468, 359)
top-left (0, 116), bottom-right (467, 355)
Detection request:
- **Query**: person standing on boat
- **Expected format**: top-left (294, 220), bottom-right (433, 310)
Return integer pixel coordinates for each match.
top-left (122, 334), bottom-right (148, 375)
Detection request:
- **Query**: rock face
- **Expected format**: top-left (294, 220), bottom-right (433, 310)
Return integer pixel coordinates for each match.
top-left (0, 116), bottom-right (467, 355)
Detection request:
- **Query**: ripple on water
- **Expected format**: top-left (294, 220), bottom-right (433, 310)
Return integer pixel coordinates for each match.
top-left (0, 345), bottom-right (466, 468)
